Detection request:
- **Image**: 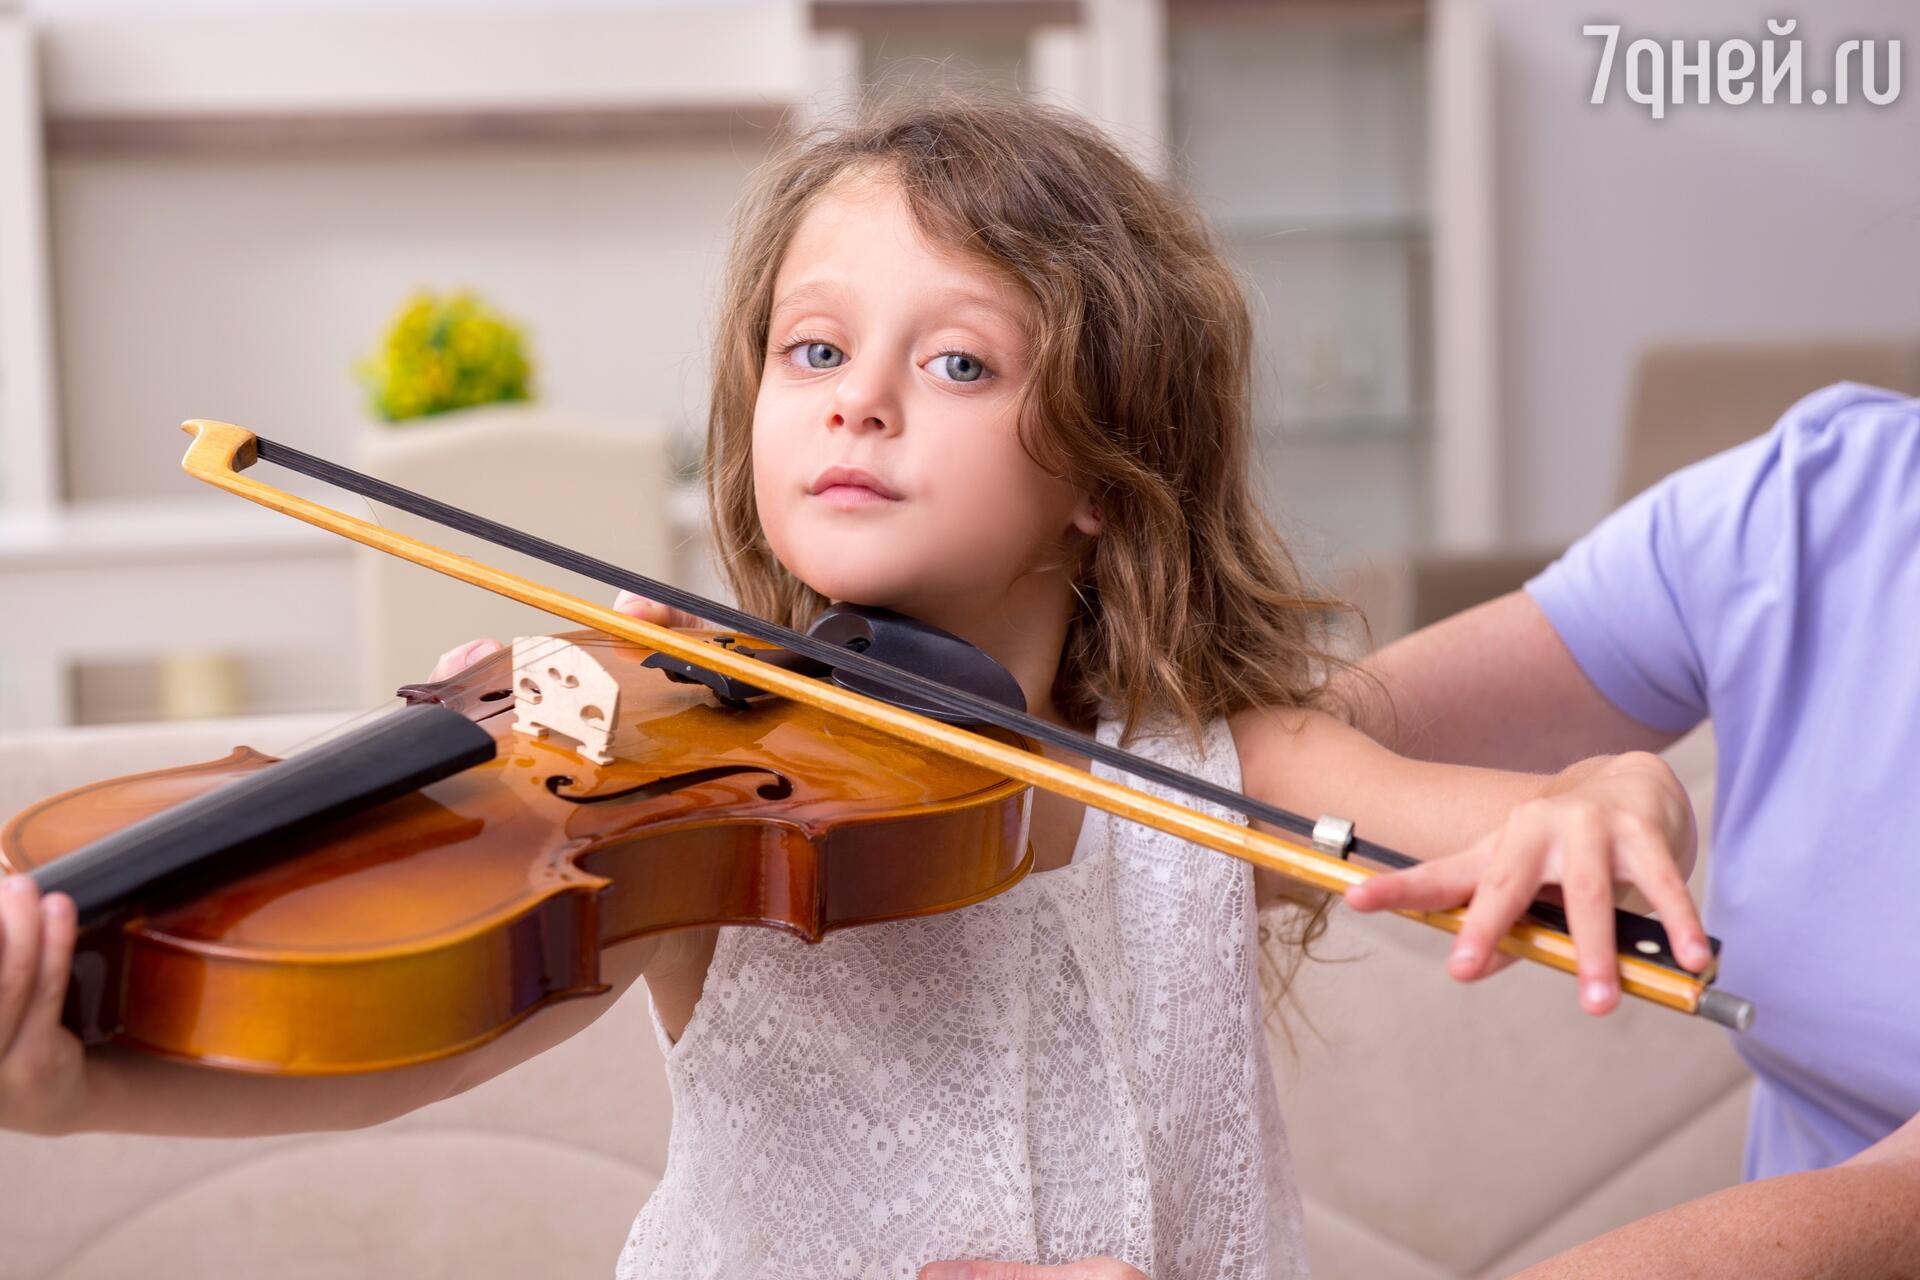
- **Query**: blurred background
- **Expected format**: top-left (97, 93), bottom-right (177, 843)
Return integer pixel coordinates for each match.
top-left (0, 4), bottom-right (1915, 1277)
top-left (0, 0), bottom-right (1913, 728)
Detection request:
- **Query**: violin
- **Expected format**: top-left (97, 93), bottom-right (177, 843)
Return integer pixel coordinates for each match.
top-left (3, 619), bottom-right (1037, 1074)
top-left (0, 421), bottom-right (1755, 1075)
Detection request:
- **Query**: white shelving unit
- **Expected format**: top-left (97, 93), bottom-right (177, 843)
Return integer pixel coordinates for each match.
top-left (1168, 6), bottom-right (1434, 566)
top-left (0, 2), bottom-right (58, 516)
top-left (0, 0), bottom-right (1498, 727)
top-left (0, 2), bottom-right (816, 729)
top-left (0, 499), bottom-right (355, 727)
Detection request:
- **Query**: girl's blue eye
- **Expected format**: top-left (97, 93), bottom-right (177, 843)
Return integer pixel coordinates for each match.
top-left (795, 341), bottom-right (844, 370)
top-left (932, 352), bottom-right (987, 384)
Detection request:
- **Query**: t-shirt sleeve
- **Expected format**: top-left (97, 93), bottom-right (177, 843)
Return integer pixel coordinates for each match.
top-left (1524, 381), bottom-right (1916, 734)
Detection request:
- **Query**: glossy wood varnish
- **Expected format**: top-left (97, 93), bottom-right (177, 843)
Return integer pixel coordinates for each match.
top-left (0, 631), bottom-right (1033, 1075)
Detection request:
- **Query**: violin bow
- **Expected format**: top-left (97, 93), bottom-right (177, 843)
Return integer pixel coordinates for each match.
top-left (178, 419), bottom-right (1755, 1030)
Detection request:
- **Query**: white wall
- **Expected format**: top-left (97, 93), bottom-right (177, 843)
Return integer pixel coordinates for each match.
top-left (1488, 0), bottom-right (1919, 542)
top-left (49, 141), bottom-right (762, 504)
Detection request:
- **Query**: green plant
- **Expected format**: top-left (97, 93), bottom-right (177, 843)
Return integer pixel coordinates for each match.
top-left (356, 289), bottom-right (534, 423)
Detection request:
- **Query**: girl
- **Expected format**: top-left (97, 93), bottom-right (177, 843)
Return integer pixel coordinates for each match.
top-left (0, 91), bottom-right (1710, 1278)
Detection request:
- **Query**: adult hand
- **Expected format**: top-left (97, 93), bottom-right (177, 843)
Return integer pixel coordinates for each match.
top-left (423, 588), bottom-right (702, 687)
top-left (918, 1258), bottom-right (1147, 1280)
top-left (609, 589), bottom-right (704, 629)
top-left (427, 637), bottom-right (503, 682)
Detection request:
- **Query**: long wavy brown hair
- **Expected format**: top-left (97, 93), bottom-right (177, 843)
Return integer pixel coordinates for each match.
top-left (703, 86), bottom-right (1353, 1002)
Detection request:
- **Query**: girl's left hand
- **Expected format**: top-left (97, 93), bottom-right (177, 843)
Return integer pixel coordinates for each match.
top-left (919, 1259), bottom-right (1145, 1280)
top-left (1343, 751), bottom-right (1713, 1015)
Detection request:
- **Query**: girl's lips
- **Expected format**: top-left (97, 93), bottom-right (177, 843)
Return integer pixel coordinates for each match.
top-left (811, 483), bottom-right (901, 510)
top-left (807, 463), bottom-right (902, 508)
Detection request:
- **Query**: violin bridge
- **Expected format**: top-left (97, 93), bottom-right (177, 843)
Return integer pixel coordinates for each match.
top-left (510, 636), bottom-right (625, 765)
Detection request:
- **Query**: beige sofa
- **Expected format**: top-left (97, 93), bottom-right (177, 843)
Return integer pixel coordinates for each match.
top-left (1346, 338), bottom-right (1920, 644)
top-left (0, 713), bottom-right (1748, 1279)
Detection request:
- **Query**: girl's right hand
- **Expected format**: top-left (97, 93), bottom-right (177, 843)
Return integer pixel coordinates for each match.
top-left (0, 875), bottom-right (85, 1136)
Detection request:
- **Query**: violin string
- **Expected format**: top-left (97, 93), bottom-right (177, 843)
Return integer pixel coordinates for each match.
top-left (248, 436), bottom-right (1396, 859)
top-left (268, 700), bottom-right (403, 759)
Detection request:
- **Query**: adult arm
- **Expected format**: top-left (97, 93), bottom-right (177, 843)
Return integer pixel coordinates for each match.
top-left (1510, 1110), bottom-right (1920, 1280)
top-left (1342, 385), bottom-right (1920, 774)
top-left (1337, 590), bottom-right (1679, 772)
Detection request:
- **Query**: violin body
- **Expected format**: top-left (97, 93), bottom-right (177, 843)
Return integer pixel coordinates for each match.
top-left (0, 630), bottom-right (1034, 1075)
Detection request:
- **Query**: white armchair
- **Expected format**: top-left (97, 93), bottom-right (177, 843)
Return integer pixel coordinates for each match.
top-left (352, 402), bottom-right (677, 707)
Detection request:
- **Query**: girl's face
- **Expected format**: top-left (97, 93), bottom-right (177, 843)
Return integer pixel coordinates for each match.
top-left (752, 172), bottom-right (1099, 626)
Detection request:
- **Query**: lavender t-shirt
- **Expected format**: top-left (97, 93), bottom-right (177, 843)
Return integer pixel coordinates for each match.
top-left (1526, 382), bottom-right (1920, 1180)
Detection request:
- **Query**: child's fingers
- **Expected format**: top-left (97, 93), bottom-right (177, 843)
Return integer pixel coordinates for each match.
top-left (1555, 814), bottom-right (1621, 1015)
top-left (1616, 821), bottom-right (1713, 972)
top-left (0, 877), bottom-right (43, 1058)
top-left (1344, 848), bottom-right (1485, 914)
top-left (1344, 832), bottom-right (1538, 983)
top-left (1450, 816), bottom-right (1551, 982)
top-left (20, 893), bottom-right (75, 1056)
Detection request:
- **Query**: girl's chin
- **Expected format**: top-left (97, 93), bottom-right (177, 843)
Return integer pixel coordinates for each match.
top-left (780, 559), bottom-right (914, 607)
top-left (799, 579), bottom-right (919, 611)
top-left (772, 533), bottom-right (979, 614)
top-left (793, 573), bottom-right (966, 621)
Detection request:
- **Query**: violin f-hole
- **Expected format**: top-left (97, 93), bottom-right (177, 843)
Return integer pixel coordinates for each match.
top-left (545, 765), bottom-right (795, 806)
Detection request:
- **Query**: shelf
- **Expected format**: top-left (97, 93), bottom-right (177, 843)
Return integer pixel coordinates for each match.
top-left (46, 104), bottom-right (793, 156)
top-left (0, 498), bottom-right (346, 569)
top-left (36, 7), bottom-right (811, 122)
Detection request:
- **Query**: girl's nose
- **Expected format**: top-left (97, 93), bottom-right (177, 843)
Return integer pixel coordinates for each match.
top-left (825, 368), bottom-right (901, 436)
top-left (828, 409), bottom-right (890, 433)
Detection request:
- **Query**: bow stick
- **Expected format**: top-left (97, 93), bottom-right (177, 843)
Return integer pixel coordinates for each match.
top-left (177, 419), bottom-right (1755, 1030)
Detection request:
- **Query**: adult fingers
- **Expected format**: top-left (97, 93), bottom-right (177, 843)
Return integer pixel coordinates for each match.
top-left (428, 638), bottom-right (502, 682)
top-left (612, 591), bottom-right (700, 628)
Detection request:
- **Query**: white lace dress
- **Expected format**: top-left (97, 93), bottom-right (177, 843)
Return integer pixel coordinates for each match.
top-left (615, 711), bottom-right (1309, 1279)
